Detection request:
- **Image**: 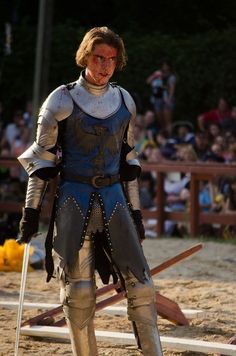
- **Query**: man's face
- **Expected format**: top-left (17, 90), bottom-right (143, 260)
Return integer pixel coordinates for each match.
top-left (85, 43), bottom-right (117, 85)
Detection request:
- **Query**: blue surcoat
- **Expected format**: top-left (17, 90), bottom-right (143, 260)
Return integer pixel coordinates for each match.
top-left (54, 92), bottom-right (150, 283)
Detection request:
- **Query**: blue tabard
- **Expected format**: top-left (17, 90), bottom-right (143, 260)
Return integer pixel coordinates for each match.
top-left (53, 93), bottom-right (150, 283)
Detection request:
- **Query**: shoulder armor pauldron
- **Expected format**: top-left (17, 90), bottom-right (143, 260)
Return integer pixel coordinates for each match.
top-left (39, 85), bottom-right (74, 122)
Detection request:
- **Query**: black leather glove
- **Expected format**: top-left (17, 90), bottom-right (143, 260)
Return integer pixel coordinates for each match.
top-left (131, 209), bottom-right (146, 241)
top-left (18, 207), bottom-right (40, 243)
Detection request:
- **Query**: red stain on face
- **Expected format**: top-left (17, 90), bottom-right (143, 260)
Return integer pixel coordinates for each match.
top-left (85, 44), bottom-right (118, 86)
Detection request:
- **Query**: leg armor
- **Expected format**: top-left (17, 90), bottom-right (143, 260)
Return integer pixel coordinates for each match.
top-left (56, 195), bottom-right (103, 355)
top-left (124, 270), bottom-right (163, 356)
top-left (58, 236), bottom-right (98, 356)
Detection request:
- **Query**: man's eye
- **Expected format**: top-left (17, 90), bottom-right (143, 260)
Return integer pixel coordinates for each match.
top-left (94, 55), bottom-right (116, 64)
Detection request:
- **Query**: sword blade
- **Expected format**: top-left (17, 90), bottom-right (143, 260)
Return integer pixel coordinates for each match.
top-left (14, 242), bottom-right (31, 356)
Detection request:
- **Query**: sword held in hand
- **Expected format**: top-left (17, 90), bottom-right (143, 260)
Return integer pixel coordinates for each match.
top-left (14, 241), bottom-right (31, 356)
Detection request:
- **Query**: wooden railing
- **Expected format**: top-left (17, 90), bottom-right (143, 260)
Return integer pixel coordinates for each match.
top-left (1, 158), bottom-right (236, 236)
top-left (141, 161), bottom-right (236, 236)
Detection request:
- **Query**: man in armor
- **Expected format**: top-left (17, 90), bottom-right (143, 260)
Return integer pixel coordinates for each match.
top-left (18, 26), bottom-right (163, 355)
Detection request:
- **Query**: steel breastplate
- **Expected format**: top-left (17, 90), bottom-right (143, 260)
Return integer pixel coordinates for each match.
top-left (60, 98), bottom-right (131, 177)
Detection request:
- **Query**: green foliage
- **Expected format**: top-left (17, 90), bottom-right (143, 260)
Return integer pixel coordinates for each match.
top-left (1, 22), bottom-right (236, 124)
top-left (0, 22), bottom-right (36, 113)
top-left (120, 28), bottom-right (236, 122)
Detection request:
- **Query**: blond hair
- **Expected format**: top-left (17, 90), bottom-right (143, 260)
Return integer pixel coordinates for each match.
top-left (75, 26), bottom-right (127, 71)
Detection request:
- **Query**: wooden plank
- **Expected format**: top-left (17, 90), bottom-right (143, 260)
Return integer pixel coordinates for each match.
top-left (101, 306), bottom-right (205, 320)
top-left (20, 326), bottom-right (236, 355)
top-left (12, 243), bottom-right (204, 328)
top-left (156, 293), bottom-right (189, 326)
top-left (0, 300), bottom-right (205, 319)
top-left (0, 301), bottom-right (60, 310)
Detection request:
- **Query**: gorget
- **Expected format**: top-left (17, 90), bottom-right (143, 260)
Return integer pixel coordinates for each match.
top-left (69, 72), bottom-right (121, 119)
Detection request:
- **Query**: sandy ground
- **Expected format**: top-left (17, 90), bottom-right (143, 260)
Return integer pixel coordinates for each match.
top-left (0, 237), bottom-right (236, 356)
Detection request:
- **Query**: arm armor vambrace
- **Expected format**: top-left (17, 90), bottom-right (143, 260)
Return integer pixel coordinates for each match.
top-left (25, 175), bottom-right (48, 209)
top-left (123, 179), bottom-right (141, 211)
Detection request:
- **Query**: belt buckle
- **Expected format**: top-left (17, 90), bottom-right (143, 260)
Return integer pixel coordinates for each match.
top-left (91, 175), bottom-right (105, 188)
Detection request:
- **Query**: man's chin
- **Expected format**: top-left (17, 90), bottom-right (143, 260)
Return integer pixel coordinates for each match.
top-left (96, 77), bottom-right (110, 85)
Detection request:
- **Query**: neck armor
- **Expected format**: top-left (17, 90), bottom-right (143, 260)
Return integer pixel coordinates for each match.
top-left (68, 72), bottom-right (121, 119)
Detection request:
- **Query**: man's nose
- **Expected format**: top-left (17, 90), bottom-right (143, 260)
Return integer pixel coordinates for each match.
top-left (101, 58), bottom-right (113, 68)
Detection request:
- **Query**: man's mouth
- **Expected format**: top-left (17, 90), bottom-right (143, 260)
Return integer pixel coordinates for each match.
top-left (100, 73), bottom-right (109, 77)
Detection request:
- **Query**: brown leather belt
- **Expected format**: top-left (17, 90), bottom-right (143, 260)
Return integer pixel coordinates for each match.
top-left (62, 172), bottom-right (120, 188)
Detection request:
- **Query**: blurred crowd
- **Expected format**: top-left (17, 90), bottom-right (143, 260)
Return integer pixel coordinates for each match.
top-left (1, 88), bottom-right (236, 242)
top-left (0, 100), bottom-right (33, 243)
top-left (135, 96), bottom-right (236, 239)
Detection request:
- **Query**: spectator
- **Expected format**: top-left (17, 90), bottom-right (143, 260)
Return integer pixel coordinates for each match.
top-left (197, 97), bottom-right (231, 132)
top-left (207, 123), bottom-right (221, 144)
top-left (172, 121), bottom-right (195, 145)
top-left (0, 108), bottom-right (31, 180)
top-left (223, 176), bottom-right (236, 238)
top-left (164, 173), bottom-right (190, 236)
top-left (139, 140), bottom-right (157, 161)
top-left (199, 180), bottom-right (212, 212)
top-left (224, 177), bottom-right (236, 213)
top-left (227, 143), bottom-right (236, 163)
top-left (176, 144), bottom-right (198, 162)
top-left (193, 131), bottom-right (210, 160)
top-left (148, 146), bottom-right (166, 163)
top-left (141, 109), bottom-right (158, 140)
top-left (1, 109), bottom-right (26, 149)
top-left (202, 147), bottom-right (225, 163)
top-left (146, 59), bottom-right (177, 134)
top-left (139, 171), bottom-right (156, 209)
top-left (154, 129), bottom-right (176, 159)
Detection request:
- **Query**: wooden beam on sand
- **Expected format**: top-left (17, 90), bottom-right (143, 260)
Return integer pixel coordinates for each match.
top-left (20, 326), bottom-right (236, 356)
top-left (19, 243), bottom-right (203, 327)
top-left (0, 301), bottom-right (205, 319)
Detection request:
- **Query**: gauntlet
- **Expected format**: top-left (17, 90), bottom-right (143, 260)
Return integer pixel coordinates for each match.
top-left (131, 209), bottom-right (146, 241)
top-left (18, 207), bottom-right (40, 243)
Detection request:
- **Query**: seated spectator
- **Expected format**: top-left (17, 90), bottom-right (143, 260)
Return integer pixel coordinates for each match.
top-left (164, 173), bottom-right (190, 236)
top-left (154, 129), bottom-right (176, 159)
top-left (172, 121), bottom-right (195, 145)
top-left (223, 176), bottom-right (236, 238)
top-left (139, 140), bottom-right (157, 161)
top-left (193, 131), bottom-right (210, 160)
top-left (199, 180), bottom-right (212, 212)
top-left (139, 171), bottom-right (156, 209)
top-left (148, 146), bottom-right (166, 163)
top-left (207, 123), bottom-right (221, 144)
top-left (227, 143), bottom-right (236, 163)
top-left (224, 177), bottom-right (236, 213)
top-left (1, 109), bottom-right (29, 149)
top-left (214, 135), bottom-right (225, 147)
top-left (175, 144), bottom-right (198, 162)
top-left (202, 146), bottom-right (225, 163)
top-left (197, 97), bottom-right (231, 132)
top-left (142, 109), bottom-right (158, 140)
